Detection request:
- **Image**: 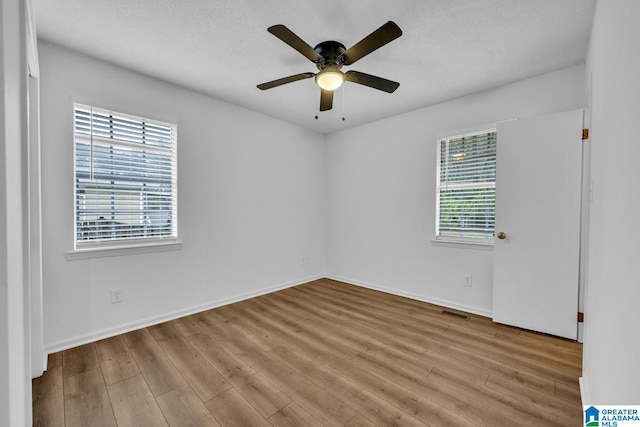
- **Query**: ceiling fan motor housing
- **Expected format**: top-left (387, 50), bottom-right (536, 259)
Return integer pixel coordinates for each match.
top-left (313, 41), bottom-right (346, 70)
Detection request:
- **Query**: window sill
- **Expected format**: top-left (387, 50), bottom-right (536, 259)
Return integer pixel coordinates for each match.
top-left (431, 238), bottom-right (494, 251)
top-left (66, 240), bottom-right (183, 260)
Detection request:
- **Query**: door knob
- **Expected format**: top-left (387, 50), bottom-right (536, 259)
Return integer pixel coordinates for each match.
top-left (497, 231), bottom-right (507, 240)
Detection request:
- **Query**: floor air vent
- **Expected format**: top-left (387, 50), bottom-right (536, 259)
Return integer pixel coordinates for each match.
top-left (442, 310), bottom-right (468, 320)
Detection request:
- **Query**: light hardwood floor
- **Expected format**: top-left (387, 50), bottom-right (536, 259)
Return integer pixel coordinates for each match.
top-left (32, 278), bottom-right (583, 426)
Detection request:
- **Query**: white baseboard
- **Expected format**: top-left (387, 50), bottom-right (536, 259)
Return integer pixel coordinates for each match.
top-left (579, 376), bottom-right (590, 406)
top-left (43, 273), bottom-right (493, 364)
top-left (324, 274), bottom-right (493, 318)
top-left (43, 274), bottom-right (323, 356)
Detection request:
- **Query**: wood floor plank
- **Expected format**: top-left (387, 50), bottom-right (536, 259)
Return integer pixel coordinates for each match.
top-left (260, 291), bottom-right (371, 353)
top-left (311, 279), bottom-right (471, 333)
top-left (354, 342), bottom-right (435, 390)
top-left (313, 355), bottom-right (477, 427)
top-left (225, 336), bottom-right (357, 427)
top-left (555, 379), bottom-right (583, 407)
top-left (224, 335), bottom-right (310, 396)
top-left (294, 287), bottom-right (498, 384)
top-left (32, 365), bottom-right (64, 427)
top-left (156, 384), bottom-right (221, 427)
top-left (62, 343), bottom-right (99, 378)
top-left (268, 402), bottom-right (324, 427)
top-left (405, 322), bottom-right (572, 390)
top-left (318, 350), bottom-right (514, 426)
top-left (426, 369), bottom-right (550, 426)
top-left (204, 303), bottom-right (239, 323)
top-left (452, 358), bottom-right (555, 397)
top-left (292, 283), bottom-right (454, 349)
top-left (291, 283), bottom-right (451, 337)
top-left (123, 328), bottom-right (187, 397)
top-left (33, 279), bottom-right (583, 426)
top-left (496, 328), bottom-right (582, 361)
top-left (485, 372), bottom-right (581, 426)
top-left (149, 322), bottom-right (232, 401)
top-left (447, 323), bottom-right (582, 376)
top-left (518, 329), bottom-right (583, 351)
top-left (300, 280), bottom-right (581, 400)
top-left (191, 311), bottom-right (245, 343)
top-left (95, 335), bottom-right (140, 386)
top-left (237, 304), bottom-right (328, 361)
top-left (171, 315), bottom-right (206, 337)
top-left (233, 305), bottom-right (313, 360)
top-left (205, 388), bottom-right (272, 427)
top-left (64, 368), bottom-right (116, 427)
top-left (229, 369), bottom-right (290, 417)
top-left (48, 351), bottom-right (62, 369)
top-left (189, 332), bottom-right (291, 418)
top-left (107, 374), bottom-right (169, 427)
top-left (187, 332), bottom-right (246, 379)
top-left (344, 413), bottom-right (379, 427)
top-left (250, 297), bottom-right (365, 361)
top-left (270, 346), bottom-right (429, 427)
top-left (218, 307), bottom-right (287, 352)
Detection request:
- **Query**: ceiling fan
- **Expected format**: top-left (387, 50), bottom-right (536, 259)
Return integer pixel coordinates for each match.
top-left (257, 21), bottom-right (402, 112)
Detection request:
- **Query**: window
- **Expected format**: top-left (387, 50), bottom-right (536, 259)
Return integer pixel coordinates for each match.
top-left (73, 104), bottom-right (177, 249)
top-left (435, 129), bottom-right (496, 243)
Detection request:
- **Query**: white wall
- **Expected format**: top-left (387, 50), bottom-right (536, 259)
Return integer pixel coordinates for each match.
top-left (39, 42), bottom-right (327, 352)
top-left (39, 40), bottom-right (590, 362)
top-left (1, 0), bottom-right (31, 424)
top-left (326, 65), bottom-right (586, 316)
top-left (582, 0), bottom-right (640, 404)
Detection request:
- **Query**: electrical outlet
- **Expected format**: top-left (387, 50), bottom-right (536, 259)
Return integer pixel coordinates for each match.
top-left (299, 256), bottom-right (310, 265)
top-left (110, 288), bottom-right (123, 303)
top-left (464, 275), bottom-right (472, 287)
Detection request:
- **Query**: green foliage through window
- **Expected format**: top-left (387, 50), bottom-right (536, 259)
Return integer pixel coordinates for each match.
top-left (436, 130), bottom-right (496, 242)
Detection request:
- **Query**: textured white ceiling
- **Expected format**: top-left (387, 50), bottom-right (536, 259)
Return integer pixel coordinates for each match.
top-left (34, 0), bottom-right (596, 134)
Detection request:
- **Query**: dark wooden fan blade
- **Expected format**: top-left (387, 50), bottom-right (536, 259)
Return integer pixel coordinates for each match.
top-left (344, 70), bottom-right (399, 93)
top-left (257, 73), bottom-right (315, 90)
top-left (268, 25), bottom-right (323, 62)
top-left (320, 89), bottom-right (333, 111)
top-left (342, 21), bottom-right (402, 65)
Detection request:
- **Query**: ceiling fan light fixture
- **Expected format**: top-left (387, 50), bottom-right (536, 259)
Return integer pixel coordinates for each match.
top-left (258, 22), bottom-right (403, 111)
top-left (315, 70), bottom-right (344, 91)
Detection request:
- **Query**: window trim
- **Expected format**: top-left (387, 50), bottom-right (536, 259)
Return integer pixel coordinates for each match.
top-left (71, 103), bottom-right (179, 254)
top-left (430, 238), bottom-right (494, 251)
top-left (434, 127), bottom-right (497, 246)
top-left (66, 240), bottom-right (183, 261)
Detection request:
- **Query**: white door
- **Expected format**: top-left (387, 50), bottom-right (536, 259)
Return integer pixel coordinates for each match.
top-left (492, 109), bottom-right (582, 340)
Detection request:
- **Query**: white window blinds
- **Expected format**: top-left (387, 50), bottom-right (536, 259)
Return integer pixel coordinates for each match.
top-left (436, 129), bottom-right (496, 242)
top-left (73, 104), bottom-right (178, 248)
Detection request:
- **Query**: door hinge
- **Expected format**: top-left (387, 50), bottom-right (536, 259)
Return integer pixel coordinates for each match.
top-left (578, 312), bottom-right (584, 323)
top-left (582, 129), bottom-right (589, 140)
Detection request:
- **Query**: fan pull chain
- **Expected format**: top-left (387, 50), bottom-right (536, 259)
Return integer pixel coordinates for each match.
top-left (341, 83), bottom-right (346, 121)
